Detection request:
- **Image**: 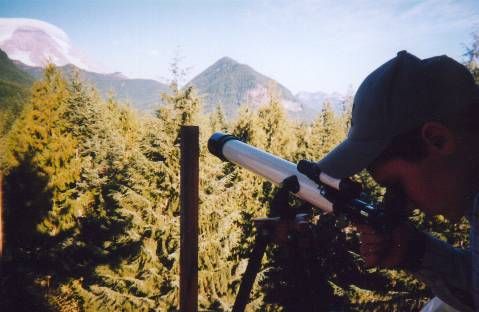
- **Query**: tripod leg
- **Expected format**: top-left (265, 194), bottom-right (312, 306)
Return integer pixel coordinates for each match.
top-left (232, 235), bottom-right (268, 312)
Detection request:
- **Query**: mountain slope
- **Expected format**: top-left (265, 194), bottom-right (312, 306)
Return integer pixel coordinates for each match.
top-left (187, 57), bottom-right (302, 117)
top-left (16, 62), bottom-right (169, 112)
top-left (0, 48), bottom-right (33, 134)
top-left (0, 48), bottom-right (33, 86)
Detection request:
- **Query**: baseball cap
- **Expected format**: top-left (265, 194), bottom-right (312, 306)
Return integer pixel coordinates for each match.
top-left (317, 50), bottom-right (479, 179)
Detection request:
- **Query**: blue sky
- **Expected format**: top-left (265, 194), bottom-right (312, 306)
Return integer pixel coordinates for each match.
top-left (1, 0), bottom-right (478, 94)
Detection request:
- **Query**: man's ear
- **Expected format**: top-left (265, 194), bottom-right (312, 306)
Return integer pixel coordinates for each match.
top-left (421, 122), bottom-right (456, 155)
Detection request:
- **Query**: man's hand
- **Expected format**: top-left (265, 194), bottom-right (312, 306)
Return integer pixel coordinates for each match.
top-left (356, 223), bottom-right (418, 268)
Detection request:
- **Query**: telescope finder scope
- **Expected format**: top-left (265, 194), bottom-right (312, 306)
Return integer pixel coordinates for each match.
top-left (297, 160), bottom-right (362, 200)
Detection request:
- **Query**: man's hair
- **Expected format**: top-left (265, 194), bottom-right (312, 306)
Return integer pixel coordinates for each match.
top-left (374, 96), bottom-right (479, 164)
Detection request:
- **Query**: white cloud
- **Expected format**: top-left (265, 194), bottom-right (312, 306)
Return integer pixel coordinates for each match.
top-left (0, 17), bottom-right (70, 52)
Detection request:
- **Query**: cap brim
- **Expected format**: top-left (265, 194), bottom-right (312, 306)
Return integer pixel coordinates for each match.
top-left (317, 138), bottom-right (390, 179)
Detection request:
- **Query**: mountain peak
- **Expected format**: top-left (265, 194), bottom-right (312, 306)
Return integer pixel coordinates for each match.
top-left (215, 56), bottom-right (239, 65)
top-left (187, 57), bottom-right (300, 117)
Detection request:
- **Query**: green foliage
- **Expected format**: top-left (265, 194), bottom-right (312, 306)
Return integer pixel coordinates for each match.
top-left (465, 32), bottom-right (479, 82)
top-left (4, 64), bottom-right (81, 238)
top-left (2, 66), bottom-right (179, 311)
top-left (209, 103), bottom-right (228, 132)
top-left (5, 42), bottom-right (477, 311)
top-left (0, 80), bottom-right (30, 136)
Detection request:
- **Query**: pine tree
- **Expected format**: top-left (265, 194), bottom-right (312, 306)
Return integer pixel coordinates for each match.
top-left (317, 100), bottom-right (344, 158)
top-left (2, 68), bottom-right (185, 311)
top-left (256, 95), bottom-right (295, 158)
top-left (465, 32), bottom-right (479, 83)
top-left (1, 65), bottom-right (83, 311)
top-left (4, 64), bottom-right (81, 244)
top-left (291, 121), bottom-right (312, 162)
top-left (209, 103), bottom-right (228, 132)
top-left (63, 83), bottom-right (180, 311)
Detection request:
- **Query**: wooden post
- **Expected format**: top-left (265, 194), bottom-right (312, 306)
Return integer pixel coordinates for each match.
top-left (180, 126), bottom-right (199, 312)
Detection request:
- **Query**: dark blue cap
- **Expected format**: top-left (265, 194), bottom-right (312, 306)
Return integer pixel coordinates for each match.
top-left (318, 51), bottom-right (479, 178)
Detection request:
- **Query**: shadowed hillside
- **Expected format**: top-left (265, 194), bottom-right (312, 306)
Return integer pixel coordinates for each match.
top-left (16, 62), bottom-right (169, 112)
top-left (0, 48), bottom-right (33, 134)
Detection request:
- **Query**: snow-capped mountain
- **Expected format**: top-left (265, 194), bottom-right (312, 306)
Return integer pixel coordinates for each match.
top-left (0, 18), bottom-right (98, 71)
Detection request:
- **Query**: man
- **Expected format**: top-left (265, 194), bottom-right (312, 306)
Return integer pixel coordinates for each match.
top-left (317, 51), bottom-right (479, 311)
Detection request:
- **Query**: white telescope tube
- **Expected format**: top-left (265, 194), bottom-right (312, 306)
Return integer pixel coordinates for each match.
top-left (208, 132), bottom-right (334, 213)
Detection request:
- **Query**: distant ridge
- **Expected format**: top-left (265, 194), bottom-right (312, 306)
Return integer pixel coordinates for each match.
top-left (5, 51), bottom-right (347, 121)
top-left (295, 91), bottom-right (346, 114)
top-left (16, 62), bottom-right (169, 112)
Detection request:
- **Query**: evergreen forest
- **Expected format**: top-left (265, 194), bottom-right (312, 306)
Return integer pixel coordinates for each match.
top-left (0, 36), bottom-right (478, 312)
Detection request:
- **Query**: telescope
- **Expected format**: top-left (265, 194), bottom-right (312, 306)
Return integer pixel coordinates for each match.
top-left (208, 132), bottom-right (402, 231)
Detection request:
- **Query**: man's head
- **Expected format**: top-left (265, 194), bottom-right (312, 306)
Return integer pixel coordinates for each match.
top-left (317, 51), bottom-right (479, 221)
